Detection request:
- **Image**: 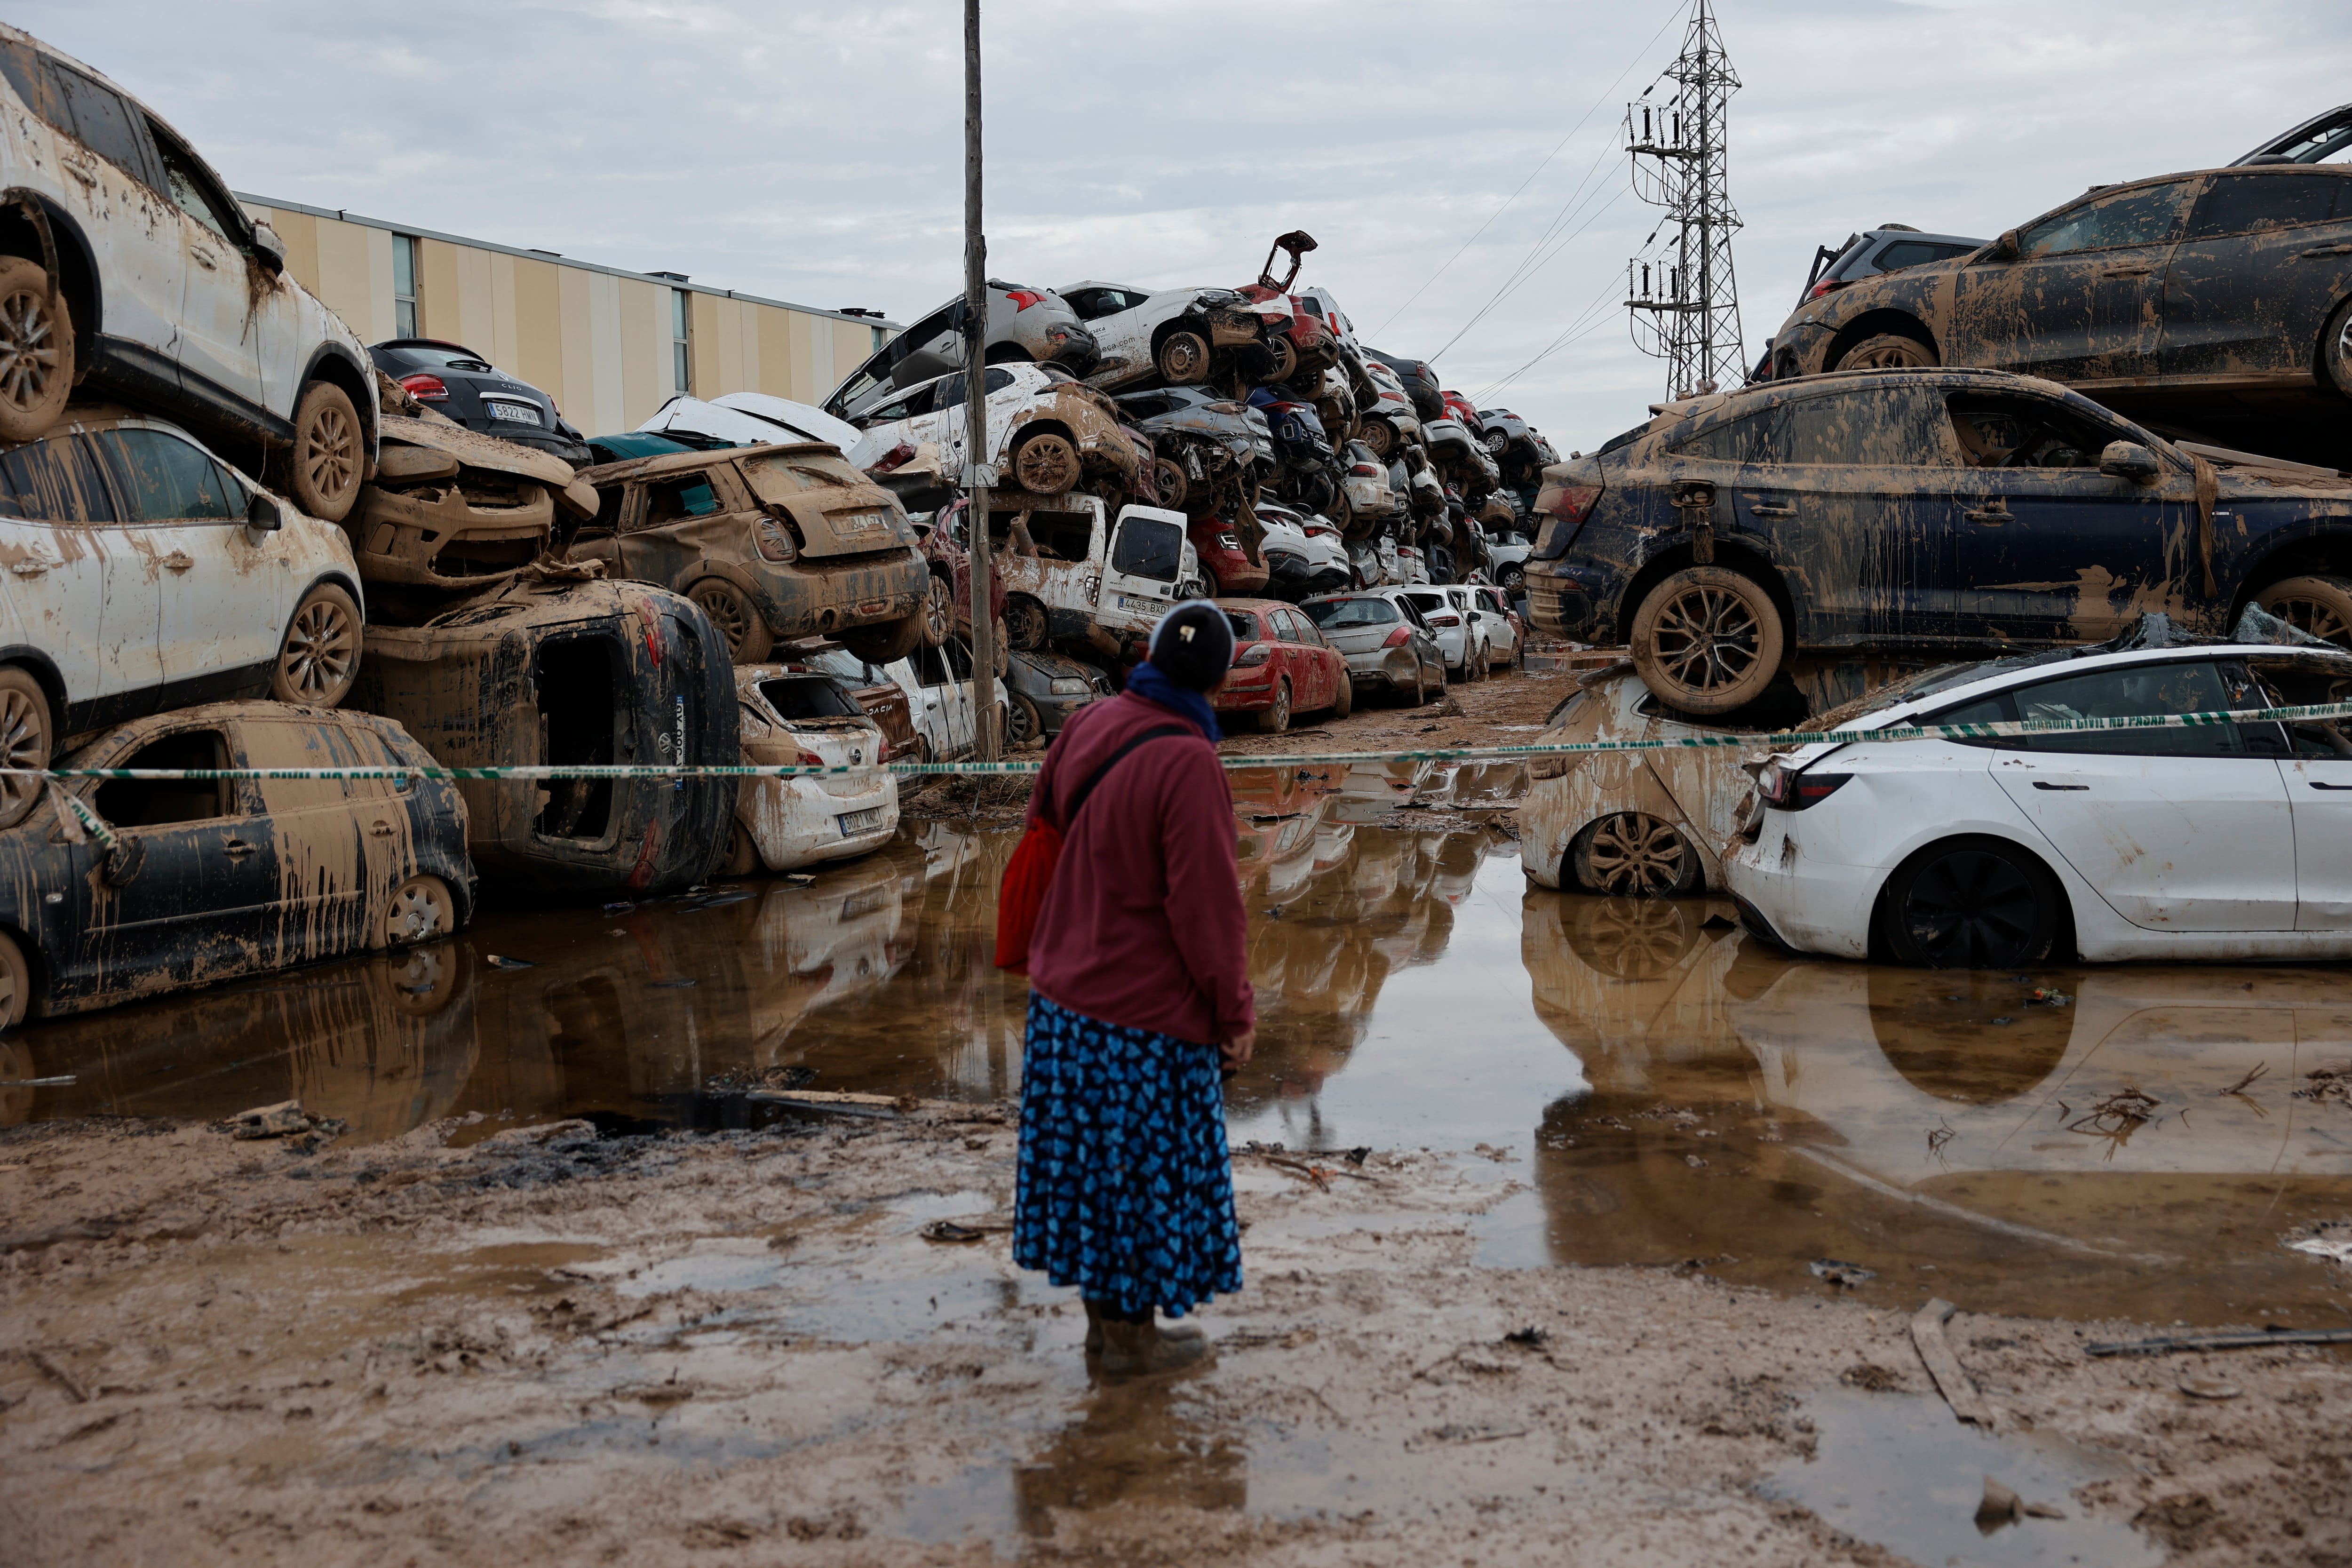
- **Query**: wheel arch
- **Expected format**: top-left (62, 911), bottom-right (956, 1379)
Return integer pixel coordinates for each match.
top-left (1823, 310), bottom-right (1939, 374)
top-left (0, 190), bottom-right (101, 342)
top-left (1611, 539), bottom-right (1798, 648)
top-left (297, 343), bottom-right (380, 457)
top-left (1864, 829), bottom-right (2079, 965)
top-left (0, 645), bottom-right (70, 731)
top-left (2229, 532), bottom-right (2352, 619)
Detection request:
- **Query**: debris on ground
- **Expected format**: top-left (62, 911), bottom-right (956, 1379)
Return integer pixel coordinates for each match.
top-left (1911, 1297), bottom-right (1997, 1427)
top-left (1809, 1258), bottom-right (1875, 1288)
top-left (2294, 1065), bottom-right (2352, 1108)
top-left (220, 1101), bottom-right (346, 1151)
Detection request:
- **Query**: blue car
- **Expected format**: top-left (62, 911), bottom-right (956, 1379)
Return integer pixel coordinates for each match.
top-left (1522, 367), bottom-right (2352, 716)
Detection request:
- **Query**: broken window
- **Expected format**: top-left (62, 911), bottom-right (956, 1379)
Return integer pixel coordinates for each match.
top-left (2185, 173), bottom-right (2345, 238)
top-left (755, 677), bottom-right (860, 722)
top-left (533, 636), bottom-right (616, 841)
top-left (1110, 515), bottom-right (1184, 582)
top-left (96, 730), bottom-right (232, 828)
top-left (638, 472), bottom-right (728, 529)
top-left (1945, 393), bottom-right (2120, 470)
top-left (2249, 656), bottom-right (2352, 756)
top-left (994, 508), bottom-right (1092, 562)
top-left (95, 428), bottom-right (241, 522)
top-left (911, 645), bottom-right (953, 687)
top-left (2019, 181), bottom-right (2192, 258)
top-left (1224, 611), bottom-right (1259, 643)
top-left (1302, 597), bottom-right (1398, 629)
top-left (0, 435), bottom-right (119, 522)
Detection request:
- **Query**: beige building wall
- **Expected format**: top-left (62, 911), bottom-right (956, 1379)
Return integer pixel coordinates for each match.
top-left (238, 194), bottom-right (898, 437)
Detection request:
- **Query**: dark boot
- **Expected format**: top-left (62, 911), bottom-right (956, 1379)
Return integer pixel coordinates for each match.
top-left (1100, 1317), bottom-right (1214, 1378)
top-left (1158, 1315), bottom-right (1205, 1343)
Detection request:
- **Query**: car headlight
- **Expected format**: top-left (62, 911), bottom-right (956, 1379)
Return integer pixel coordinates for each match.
top-left (1048, 677), bottom-right (1090, 695)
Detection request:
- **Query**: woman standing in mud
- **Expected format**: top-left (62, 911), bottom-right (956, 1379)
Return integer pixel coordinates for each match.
top-left (1009, 600), bottom-right (1254, 1377)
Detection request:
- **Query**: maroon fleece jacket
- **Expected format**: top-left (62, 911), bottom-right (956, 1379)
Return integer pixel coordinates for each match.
top-left (1025, 689), bottom-right (1255, 1046)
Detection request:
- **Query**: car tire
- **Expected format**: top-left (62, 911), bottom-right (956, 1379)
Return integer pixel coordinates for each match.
top-left (2254, 573), bottom-right (2352, 648)
top-left (0, 667), bottom-right (50, 833)
top-left (1258, 678), bottom-right (1292, 734)
top-left (1499, 565), bottom-right (1525, 591)
top-left (1263, 333), bottom-right (1298, 383)
top-left (285, 379), bottom-right (365, 524)
top-left (1832, 332), bottom-right (1938, 373)
top-left (1152, 456), bottom-right (1188, 509)
top-left (721, 820), bottom-right (760, 877)
top-left (1330, 670), bottom-right (1352, 719)
top-left (1010, 430), bottom-right (1081, 494)
top-left (270, 583), bottom-right (362, 708)
top-left (2319, 295), bottom-right (2352, 399)
top-left (1480, 427), bottom-right (1509, 456)
top-left (917, 571), bottom-right (954, 649)
top-left (1571, 812), bottom-right (1704, 898)
top-left (1156, 330), bottom-right (1212, 384)
top-left (1629, 565), bottom-right (1785, 716)
top-left (0, 925), bottom-right (29, 1027)
top-left (1007, 692), bottom-right (1043, 748)
top-left (1361, 418), bottom-right (1397, 460)
top-left (378, 873), bottom-right (455, 949)
top-left (1004, 595), bottom-right (1049, 652)
top-left (1880, 837), bottom-right (2066, 970)
top-left (840, 612), bottom-right (924, 664)
top-left (0, 255), bottom-right (73, 445)
top-left (690, 578), bottom-right (774, 663)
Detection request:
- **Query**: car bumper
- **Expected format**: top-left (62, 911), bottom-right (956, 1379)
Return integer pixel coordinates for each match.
top-left (1523, 562), bottom-right (1601, 640)
top-left (743, 778), bottom-right (899, 871)
top-left (1213, 667), bottom-right (1281, 711)
top-left (1034, 691), bottom-right (1100, 733)
top-left (1340, 647), bottom-right (1426, 689)
top-left (1722, 820), bottom-right (1879, 959)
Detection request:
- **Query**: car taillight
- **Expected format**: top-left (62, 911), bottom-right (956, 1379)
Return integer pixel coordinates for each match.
top-left (868, 441), bottom-right (918, 474)
top-left (1427, 613), bottom-right (1460, 628)
top-left (399, 373), bottom-right (449, 401)
top-left (1807, 278), bottom-right (1844, 300)
top-left (795, 749), bottom-right (826, 770)
top-left (1304, 525), bottom-right (1332, 537)
top-left (1381, 626), bottom-right (1412, 648)
top-left (1006, 289), bottom-right (1046, 310)
top-left (754, 515), bottom-right (796, 562)
top-left (1350, 462), bottom-right (1381, 477)
top-left (1759, 761), bottom-right (1851, 810)
top-left (1534, 482), bottom-right (1602, 526)
top-left (1234, 644), bottom-right (1272, 667)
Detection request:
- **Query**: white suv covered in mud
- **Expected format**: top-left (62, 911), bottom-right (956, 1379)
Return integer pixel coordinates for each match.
top-left (0, 409), bottom-right (366, 828)
top-left (0, 26), bottom-right (379, 525)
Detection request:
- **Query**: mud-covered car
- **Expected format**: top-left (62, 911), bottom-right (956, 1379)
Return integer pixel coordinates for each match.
top-left (846, 363), bottom-right (1140, 501)
top-left (1061, 278), bottom-right (1302, 392)
top-left (723, 665), bottom-right (896, 876)
top-left (1215, 599), bottom-right (1351, 733)
top-left (0, 25), bottom-right (380, 524)
top-left (571, 443), bottom-right (930, 665)
top-left (1523, 366), bottom-right (2352, 715)
top-left (368, 340), bottom-right (589, 466)
top-left (1111, 386), bottom-right (1273, 514)
top-left (1003, 648), bottom-right (1111, 747)
top-left (1785, 227), bottom-right (1986, 313)
top-left (350, 414), bottom-right (599, 605)
top-left (1762, 160), bottom-right (2352, 412)
top-left (0, 406), bottom-right (368, 827)
top-left (823, 282), bottom-right (1096, 422)
top-left (1298, 591), bottom-right (1444, 707)
top-left (354, 571), bottom-right (738, 896)
top-left (0, 701), bottom-right (470, 1023)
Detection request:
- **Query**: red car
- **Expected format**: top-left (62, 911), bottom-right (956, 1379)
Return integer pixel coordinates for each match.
top-left (1191, 509), bottom-right (1270, 596)
top-left (1213, 598), bottom-right (1352, 734)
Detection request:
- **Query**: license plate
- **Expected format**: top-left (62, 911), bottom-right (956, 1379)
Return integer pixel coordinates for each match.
top-left (829, 510), bottom-right (888, 538)
top-left (837, 807), bottom-right (886, 836)
top-left (485, 401), bottom-right (540, 424)
top-left (1117, 594), bottom-right (1156, 611)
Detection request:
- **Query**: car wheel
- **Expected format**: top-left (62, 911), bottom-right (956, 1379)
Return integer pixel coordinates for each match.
top-left (1629, 565), bottom-right (1785, 716)
top-left (1410, 665), bottom-right (1430, 706)
top-left (917, 571), bottom-right (954, 649)
top-left (1881, 836), bottom-right (2064, 969)
top-left (1480, 427), bottom-right (1509, 456)
top-left (1329, 670), bottom-right (1352, 719)
top-left (721, 820), bottom-right (760, 877)
top-left (378, 873), bottom-right (455, 949)
top-left (2319, 295), bottom-right (2352, 399)
top-left (1152, 456), bottom-right (1188, 509)
top-left (1500, 565), bottom-right (1525, 590)
top-left (2255, 574), bottom-right (2352, 648)
top-left (0, 255), bottom-right (72, 444)
top-left (1361, 418), bottom-right (1397, 459)
top-left (0, 926), bottom-right (28, 1027)
top-left (1004, 596), bottom-right (1049, 652)
top-left (1832, 332), bottom-right (1938, 373)
top-left (1263, 333), bottom-right (1298, 383)
top-left (1572, 812), bottom-right (1702, 898)
top-left (1006, 692), bottom-right (1043, 748)
top-left (1011, 430), bottom-right (1081, 494)
top-left (1562, 896), bottom-right (1701, 980)
top-left (270, 583), bottom-right (362, 708)
top-left (0, 667), bottom-right (50, 833)
top-left (286, 379), bottom-right (365, 524)
top-left (1257, 678), bottom-right (1292, 734)
top-left (840, 612), bottom-right (924, 664)
top-left (690, 578), bottom-right (775, 663)
top-left (1156, 330), bottom-right (1212, 384)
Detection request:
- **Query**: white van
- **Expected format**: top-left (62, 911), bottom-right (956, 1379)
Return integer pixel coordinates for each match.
top-left (0, 25), bottom-right (380, 523)
top-left (0, 408), bottom-right (366, 826)
top-left (984, 495), bottom-right (1202, 656)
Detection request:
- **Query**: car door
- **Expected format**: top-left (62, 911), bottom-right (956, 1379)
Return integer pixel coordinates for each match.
top-left (1982, 659), bottom-right (2296, 931)
top-left (1067, 288), bottom-right (1158, 383)
top-left (94, 425), bottom-right (282, 701)
top-left (0, 432), bottom-right (163, 716)
top-left (1950, 179), bottom-right (2196, 383)
top-left (1940, 389), bottom-right (2199, 640)
top-left (926, 368), bottom-right (1022, 472)
top-left (243, 714), bottom-right (376, 957)
top-left (148, 123), bottom-right (267, 411)
top-left (1730, 385), bottom-right (1958, 642)
top-left (617, 465), bottom-right (746, 592)
top-left (1099, 506), bottom-right (1186, 634)
top-left (2160, 170), bottom-right (2352, 382)
top-left (2249, 655), bottom-right (2352, 931)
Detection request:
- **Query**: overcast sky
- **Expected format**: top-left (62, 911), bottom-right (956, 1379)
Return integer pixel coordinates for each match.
top-left (21, 0), bottom-right (2350, 452)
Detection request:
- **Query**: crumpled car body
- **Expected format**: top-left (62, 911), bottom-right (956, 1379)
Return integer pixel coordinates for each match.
top-left (1255, 501), bottom-right (1352, 602)
top-left (1004, 648), bottom-right (1112, 741)
top-left (635, 392), bottom-right (864, 456)
top-left (1111, 386), bottom-right (1273, 514)
top-left (1188, 507), bottom-right (1269, 597)
top-left (1062, 279), bottom-right (1305, 392)
top-left (822, 282), bottom-right (1097, 422)
top-left (728, 665), bottom-right (897, 875)
top-left (571, 443), bottom-right (930, 664)
top-left (353, 570), bottom-right (738, 895)
top-left (351, 413), bottom-right (598, 597)
top-left (844, 362), bottom-right (1139, 501)
top-left (0, 700), bottom-right (472, 1019)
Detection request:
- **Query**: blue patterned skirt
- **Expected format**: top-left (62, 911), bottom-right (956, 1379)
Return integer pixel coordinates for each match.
top-left (1013, 991), bottom-right (1242, 1319)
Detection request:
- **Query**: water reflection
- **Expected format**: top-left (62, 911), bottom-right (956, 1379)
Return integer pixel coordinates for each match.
top-left (1010, 1383), bottom-right (1247, 1534)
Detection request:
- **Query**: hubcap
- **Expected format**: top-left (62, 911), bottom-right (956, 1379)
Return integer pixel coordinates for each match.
top-left (1903, 850), bottom-right (2040, 968)
top-left (388, 882), bottom-right (446, 944)
top-left (0, 287), bottom-right (59, 413)
top-left (1583, 813), bottom-right (1688, 896)
top-left (1653, 585), bottom-right (1762, 694)
top-left (0, 686), bottom-right (44, 812)
top-left (695, 585), bottom-right (750, 647)
top-left (284, 599), bottom-right (356, 699)
top-left (303, 404), bottom-right (357, 501)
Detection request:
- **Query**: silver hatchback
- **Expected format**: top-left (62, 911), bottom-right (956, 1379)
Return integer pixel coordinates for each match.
top-left (1299, 592), bottom-right (1444, 708)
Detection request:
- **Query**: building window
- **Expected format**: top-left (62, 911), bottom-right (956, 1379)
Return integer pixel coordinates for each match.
top-left (392, 235), bottom-right (420, 339)
top-left (671, 288), bottom-right (691, 393)
top-left (872, 326), bottom-right (886, 352)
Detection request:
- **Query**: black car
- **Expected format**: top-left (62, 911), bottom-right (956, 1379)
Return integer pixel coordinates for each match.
top-left (1003, 649), bottom-right (1111, 746)
top-left (370, 339), bottom-right (590, 466)
top-left (1522, 366), bottom-right (2352, 715)
top-left (1362, 349), bottom-right (1446, 423)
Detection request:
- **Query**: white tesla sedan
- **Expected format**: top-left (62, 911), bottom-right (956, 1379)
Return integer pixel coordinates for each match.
top-left (1725, 640), bottom-right (2352, 968)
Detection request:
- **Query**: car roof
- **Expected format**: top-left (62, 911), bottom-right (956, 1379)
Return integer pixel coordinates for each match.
top-left (577, 440), bottom-right (833, 486)
top-left (1841, 642), bottom-right (2352, 733)
top-left (373, 338), bottom-right (480, 353)
top-left (1857, 228), bottom-right (1985, 249)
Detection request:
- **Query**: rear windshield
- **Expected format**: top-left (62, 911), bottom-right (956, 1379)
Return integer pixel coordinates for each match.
top-left (1303, 597), bottom-right (1398, 628)
top-left (757, 677), bottom-right (861, 721)
top-left (1224, 612), bottom-right (1259, 641)
top-left (385, 344), bottom-right (494, 372)
top-left (741, 450), bottom-right (862, 499)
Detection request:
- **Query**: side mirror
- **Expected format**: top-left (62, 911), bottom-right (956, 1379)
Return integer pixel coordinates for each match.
top-left (101, 835), bottom-right (144, 887)
top-left (1982, 230), bottom-right (2022, 263)
top-left (250, 222), bottom-right (287, 275)
top-left (246, 489), bottom-right (285, 531)
top-left (2098, 440), bottom-right (2163, 486)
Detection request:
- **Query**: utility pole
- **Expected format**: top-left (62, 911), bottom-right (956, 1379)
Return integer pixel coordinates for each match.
top-left (1624, 0), bottom-right (1746, 400)
top-left (961, 0), bottom-right (999, 761)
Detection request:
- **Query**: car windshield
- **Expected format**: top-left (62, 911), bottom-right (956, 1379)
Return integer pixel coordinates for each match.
top-left (756, 677), bottom-right (861, 722)
top-left (803, 651), bottom-right (886, 685)
top-left (1303, 597), bottom-right (1397, 628)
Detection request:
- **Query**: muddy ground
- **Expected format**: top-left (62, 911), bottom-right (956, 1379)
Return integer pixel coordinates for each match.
top-left (4, 1105), bottom-right (2347, 1566)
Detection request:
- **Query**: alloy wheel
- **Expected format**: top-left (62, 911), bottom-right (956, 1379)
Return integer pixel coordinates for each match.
top-left (302, 401), bottom-right (358, 503)
top-left (1579, 812), bottom-right (1691, 897)
top-left (0, 285), bottom-right (61, 416)
top-left (2272, 592), bottom-right (2352, 645)
top-left (282, 597), bottom-right (358, 701)
top-left (1899, 849), bottom-right (2042, 968)
top-left (0, 683), bottom-right (44, 823)
top-left (1652, 583), bottom-right (1763, 695)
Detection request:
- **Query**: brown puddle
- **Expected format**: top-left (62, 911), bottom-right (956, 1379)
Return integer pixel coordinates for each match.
top-left (8, 762), bottom-right (2352, 1326)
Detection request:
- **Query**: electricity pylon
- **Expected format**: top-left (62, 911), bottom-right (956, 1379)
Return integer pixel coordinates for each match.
top-left (1624, 0), bottom-right (1746, 399)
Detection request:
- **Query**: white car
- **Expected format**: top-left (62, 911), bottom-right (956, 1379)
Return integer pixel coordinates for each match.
top-left (1486, 527), bottom-right (1534, 591)
top-left (844, 363), bottom-right (1137, 499)
top-left (1470, 585), bottom-right (1522, 670)
top-left (878, 638), bottom-right (1011, 764)
top-left (639, 393), bottom-right (863, 454)
top-left (1395, 587), bottom-right (1480, 678)
top-left (0, 24), bottom-right (380, 524)
top-left (1255, 502), bottom-right (1351, 600)
top-left (1728, 640), bottom-right (2352, 967)
top-left (0, 408), bottom-right (366, 827)
top-left (1058, 280), bottom-right (1290, 391)
top-left (726, 666), bottom-right (897, 874)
